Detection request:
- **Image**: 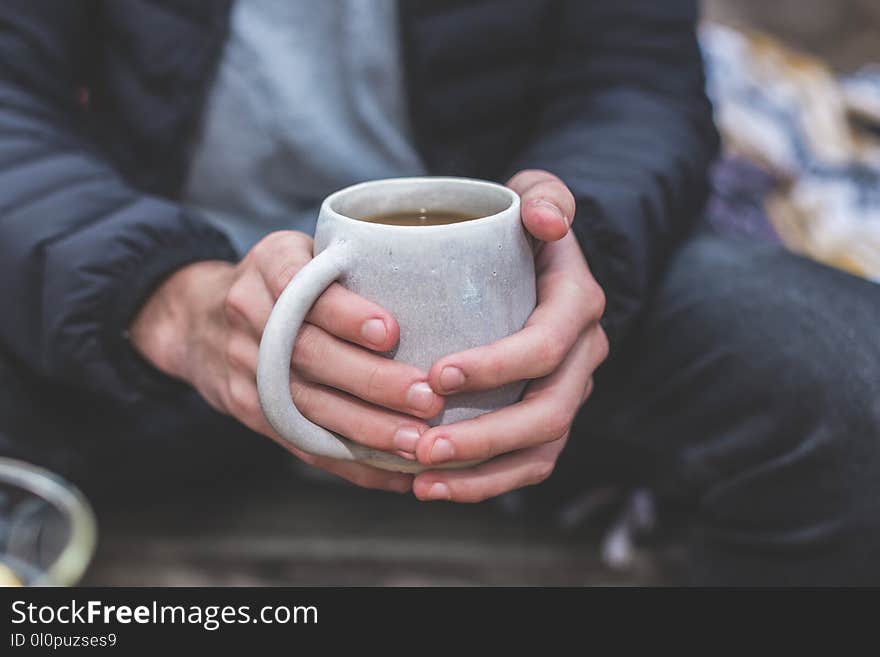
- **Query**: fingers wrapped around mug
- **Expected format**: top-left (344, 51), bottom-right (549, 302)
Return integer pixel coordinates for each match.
top-left (413, 437), bottom-right (568, 503)
top-left (223, 325), bottom-right (439, 457)
top-left (289, 377), bottom-right (432, 460)
top-left (294, 448), bottom-right (414, 494)
top-left (220, 360), bottom-right (416, 492)
top-left (254, 179), bottom-right (534, 475)
top-left (290, 324), bottom-right (444, 420)
top-left (229, 232), bottom-right (401, 353)
top-left (426, 236), bottom-right (605, 396)
top-left (414, 326), bottom-right (606, 472)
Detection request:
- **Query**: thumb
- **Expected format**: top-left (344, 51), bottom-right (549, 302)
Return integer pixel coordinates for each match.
top-left (506, 170), bottom-right (575, 242)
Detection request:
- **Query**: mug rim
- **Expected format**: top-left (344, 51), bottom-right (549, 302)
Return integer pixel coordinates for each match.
top-left (321, 176), bottom-right (520, 232)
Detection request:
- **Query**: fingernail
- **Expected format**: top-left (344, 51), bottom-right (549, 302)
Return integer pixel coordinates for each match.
top-left (439, 366), bottom-right (465, 393)
top-left (395, 450), bottom-right (417, 461)
top-left (531, 199), bottom-right (568, 230)
top-left (360, 318), bottom-right (387, 346)
top-left (430, 437), bottom-right (455, 464)
top-left (406, 382), bottom-right (436, 413)
top-left (393, 426), bottom-right (421, 453)
top-left (426, 482), bottom-right (451, 500)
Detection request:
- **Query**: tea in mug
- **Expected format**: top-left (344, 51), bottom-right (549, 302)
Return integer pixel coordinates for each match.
top-left (359, 209), bottom-right (482, 226)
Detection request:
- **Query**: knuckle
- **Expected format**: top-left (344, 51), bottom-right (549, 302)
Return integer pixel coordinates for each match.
top-left (467, 415), bottom-right (499, 460)
top-left (363, 362), bottom-right (385, 402)
top-left (543, 409), bottom-right (572, 442)
top-left (589, 281), bottom-right (607, 320)
top-left (348, 412), bottom-right (375, 447)
top-left (270, 261), bottom-right (302, 297)
top-left (535, 327), bottom-right (566, 371)
top-left (224, 336), bottom-right (252, 371)
top-left (217, 384), bottom-right (235, 416)
top-left (482, 349), bottom-right (508, 388)
top-left (596, 328), bottom-right (610, 363)
top-left (291, 324), bottom-right (323, 369)
top-left (223, 283), bottom-right (247, 323)
top-left (251, 232), bottom-right (286, 264)
top-left (480, 432), bottom-right (500, 461)
top-left (253, 232), bottom-right (314, 297)
top-left (258, 230), bottom-right (312, 256)
top-left (244, 396), bottom-right (262, 420)
top-left (223, 338), bottom-right (239, 369)
top-left (288, 231), bottom-right (313, 252)
top-left (227, 378), bottom-right (258, 418)
top-left (561, 276), bottom-right (603, 326)
top-left (225, 379), bottom-right (244, 411)
top-left (250, 234), bottom-right (274, 260)
top-left (582, 377), bottom-right (595, 403)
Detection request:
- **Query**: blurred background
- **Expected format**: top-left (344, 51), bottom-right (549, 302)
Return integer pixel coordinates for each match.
top-left (705, 0), bottom-right (880, 71)
top-left (701, 0), bottom-right (880, 281)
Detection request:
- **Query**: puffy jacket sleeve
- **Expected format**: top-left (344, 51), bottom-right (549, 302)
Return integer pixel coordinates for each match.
top-left (0, 1), bottom-right (237, 403)
top-left (511, 0), bottom-right (719, 348)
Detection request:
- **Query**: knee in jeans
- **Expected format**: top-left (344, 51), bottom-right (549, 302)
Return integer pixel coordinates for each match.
top-left (666, 236), bottom-right (880, 440)
top-left (666, 240), bottom-right (880, 546)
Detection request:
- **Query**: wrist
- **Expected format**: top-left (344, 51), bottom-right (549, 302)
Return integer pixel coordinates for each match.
top-left (129, 260), bottom-right (234, 380)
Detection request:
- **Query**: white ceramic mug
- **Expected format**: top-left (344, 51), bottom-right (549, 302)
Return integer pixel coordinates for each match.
top-left (257, 177), bottom-right (536, 472)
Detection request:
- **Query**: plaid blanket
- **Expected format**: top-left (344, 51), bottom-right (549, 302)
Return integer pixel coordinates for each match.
top-left (701, 23), bottom-right (880, 283)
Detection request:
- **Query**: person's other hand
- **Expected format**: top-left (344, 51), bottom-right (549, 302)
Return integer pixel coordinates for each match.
top-left (130, 231), bottom-right (446, 493)
top-left (412, 170), bottom-right (608, 502)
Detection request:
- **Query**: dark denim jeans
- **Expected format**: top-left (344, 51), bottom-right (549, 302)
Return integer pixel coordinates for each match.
top-left (2, 231), bottom-right (878, 585)
top-left (553, 231), bottom-right (880, 585)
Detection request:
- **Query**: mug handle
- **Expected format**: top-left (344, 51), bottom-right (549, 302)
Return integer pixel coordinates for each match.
top-left (256, 242), bottom-right (418, 472)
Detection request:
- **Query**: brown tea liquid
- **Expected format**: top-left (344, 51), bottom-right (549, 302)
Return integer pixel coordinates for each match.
top-left (359, 209), bottom-right (482, 226)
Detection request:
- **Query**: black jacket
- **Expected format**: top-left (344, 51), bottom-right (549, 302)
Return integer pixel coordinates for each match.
top-left (0, 0), bottom-right (718, 404)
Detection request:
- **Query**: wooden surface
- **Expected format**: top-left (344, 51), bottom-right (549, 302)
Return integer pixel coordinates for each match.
top-left (81, 474), bottom-right (684, 587)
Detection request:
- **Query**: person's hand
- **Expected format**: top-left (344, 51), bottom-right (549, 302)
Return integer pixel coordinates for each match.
top-left (129, 231), bottom-right (447, 493)
top-left (411, 170), bottom-right (609, 502)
